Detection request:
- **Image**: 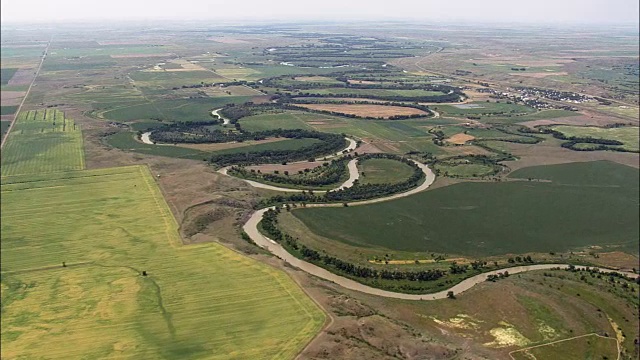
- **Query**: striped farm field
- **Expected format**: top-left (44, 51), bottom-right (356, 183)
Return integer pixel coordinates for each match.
top-left (1, 109), bottom-right (84, 176)
top-left (1, 165), bottom-right (325, 359)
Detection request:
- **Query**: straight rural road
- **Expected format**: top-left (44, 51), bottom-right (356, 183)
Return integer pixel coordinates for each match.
top-left (241, 161), bottom-right (637, 300)
top-left (1, 38), bottom-right (51, 149)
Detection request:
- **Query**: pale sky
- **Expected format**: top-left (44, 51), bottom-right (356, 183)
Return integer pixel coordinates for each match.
top-left (1, 0), bottom-right (639, 25)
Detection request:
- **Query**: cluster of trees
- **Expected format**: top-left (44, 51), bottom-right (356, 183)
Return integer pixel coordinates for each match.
top-left (486, 271), bottom-right (510, 282)
top-left (507, 255), bottom-right (535, 263)
top-left (261, 208), bottom-right (446, 282)
top-left (229, 157), bottom-right (350, 187)
top-left (255, 153), bottom-right (424, 207)
top-left (150, 123), bottom-right (336, 145)
top-left (209, 132), bottom-right (347, 166)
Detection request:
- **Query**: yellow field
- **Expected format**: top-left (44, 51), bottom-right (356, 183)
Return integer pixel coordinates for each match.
top-left (1, 166), bottom-right (325, 359)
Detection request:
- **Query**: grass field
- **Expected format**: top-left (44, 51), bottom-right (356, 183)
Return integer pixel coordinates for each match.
top-left (291, 161), bottom-right (639, 257)
top-left (552, 125), bottom-right (639, 151)
top-left (434, 163), bottom-right (496, 177)
top-left (358, 158), bottom-right (415, 184)
top-left (1, 110), bottom-right (84, 177)
top-left (1, 166), bottom-right (324, 359)
top-left (1, 120), bottom-right (11, 139)
top-left (1, 105), bottom-right (19, 115)
top-left (0, 68), bottom-right (18, 85)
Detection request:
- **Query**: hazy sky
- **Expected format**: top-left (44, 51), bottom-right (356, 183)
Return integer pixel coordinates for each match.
top-left (2, 0), bottom-right (639, 24)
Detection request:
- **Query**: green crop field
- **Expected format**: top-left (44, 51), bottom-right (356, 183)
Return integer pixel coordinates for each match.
top-left (1, 110), bottom-right (84, 177)
top-left (291, 161), bottom-right (639, 257)
top-left (1, 68), bottom-right (18, 84)
top-left (552, 125), bottom-right (639, 151)
top-left (358, 158), bottom-right (415, 184)
top-left (436, 101), bottom-right (536, 117)
top-left (1, 165), bottom-right (325, 359)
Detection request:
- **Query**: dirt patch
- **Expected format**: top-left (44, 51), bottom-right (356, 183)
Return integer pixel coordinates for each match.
top-left (0, 91), bottom-right (26, 106)
top-left (174, 137), bottom-right (287, 151)
top-left (510, 71), bottom-right (569, 78)
top-left (7, 68), bottom-right (35, 86)
top-left (354, 141), bottom-right (383, 155)
top-left (347, 79), bottom-right (379, 85)
top-left (295, 76), bottom-right (334, 82)
top-left (586, 251), bottom-right (639, 271)
top-left (296, 103), bottom-right (427, 119)
top-left (446, 133), bottom-right (475, 145)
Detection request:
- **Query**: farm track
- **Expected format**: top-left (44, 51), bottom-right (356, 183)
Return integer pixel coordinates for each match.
top-left (238, 158), bottom-right (637, 299)
top-left (1, 38), bottom-right (51, 149)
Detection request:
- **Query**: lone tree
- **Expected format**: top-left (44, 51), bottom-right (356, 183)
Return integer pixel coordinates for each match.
top-left (142, 271), bottom-right (148, 276)
top-left (447, 291), bottom-right (455, 299)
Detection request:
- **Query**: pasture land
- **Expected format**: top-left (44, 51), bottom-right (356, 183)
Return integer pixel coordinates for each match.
top-left (294, 103), bottom-right (428, 118)
top-left (291, 161), bottom-right (638, 257)
top-left (551, 125), bottom-right (639, 151)
top-left (1, 166), bottom-right (325, 359)
top-left (1, 110), bottom-right (84, 177)
top-left (358, 158), bottom-right (415, 185)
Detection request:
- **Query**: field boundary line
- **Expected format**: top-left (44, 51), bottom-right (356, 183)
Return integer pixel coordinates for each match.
top-left (508, 333), bottom-right (620, 360)
top-left (1, 36), bottom-right (52, 149)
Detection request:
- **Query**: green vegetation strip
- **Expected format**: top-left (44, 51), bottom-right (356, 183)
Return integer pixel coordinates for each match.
top-left (1, 166), bottom-right (324, 359)
top-left (292, 161), bottom-right (639, 257)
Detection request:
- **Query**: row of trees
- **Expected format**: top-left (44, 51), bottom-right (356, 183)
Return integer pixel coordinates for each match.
top-left (209, 132), bottom-right (347, 166)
